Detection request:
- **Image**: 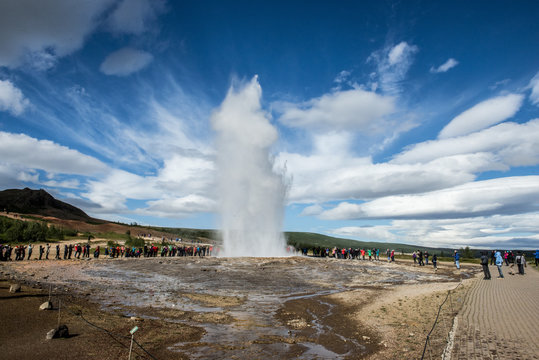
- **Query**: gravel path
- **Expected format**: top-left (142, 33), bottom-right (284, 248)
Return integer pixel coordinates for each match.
top-left (452, 265), bottom-right (539, 360)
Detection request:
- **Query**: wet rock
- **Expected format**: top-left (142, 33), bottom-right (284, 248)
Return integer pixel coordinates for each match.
top-left (9, 284), bottom-right (21, 293)
top-left (46, 325), bottom-right (69, 340)
top-left (39, 301), bottom-right (53, 310)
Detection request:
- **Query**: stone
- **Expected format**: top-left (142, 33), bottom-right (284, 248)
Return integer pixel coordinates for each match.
top-left (130, 316), bottom-right (143, 322)
top-left (46, 325), bottom-right (69, 340)
top-left (9, 284), bottom-right (21, 293)
top-left (46, 329), bottom-right (56, 340)
top-left (39, 301), bottom-right (53, 310)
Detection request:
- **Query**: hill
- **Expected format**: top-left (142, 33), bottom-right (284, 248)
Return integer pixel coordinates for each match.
top-left (0, 188), bottom-right (91, 221)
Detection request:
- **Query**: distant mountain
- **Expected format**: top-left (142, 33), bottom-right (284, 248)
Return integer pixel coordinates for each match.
top-left (0, 188), bottom-right (91, 221)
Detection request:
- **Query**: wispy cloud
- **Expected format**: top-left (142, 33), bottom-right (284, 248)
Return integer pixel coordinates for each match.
top-left (368, 41), bottom-right (418, 95)
top-left (430, 58), bottom-right (459, 73)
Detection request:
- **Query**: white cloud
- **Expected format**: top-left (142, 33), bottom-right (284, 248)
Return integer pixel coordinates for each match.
top-left (82, 151), bottom-right (217, 216)
top-left (0, 80), bottom-right (29, 115)
top-left (277, 88), bottom-right (395, 131)
top-left (438, 93), bottom-right (524, 138)
top-left (300, 204), bottom-right (324, 216)
top-left (331, 226), bottom-right (397, 242)
top-left (140, 195), bottom-right (217, 218)
top-left (108, 0), bottom-right (165, 35)
top-left (0, 0), bottom-right (114, 68)
top-left (368, 41), bottom-right (418, 95)
top-left (331, 213), bottom-right (539, 249)
top-left (529, 71), bottom-right (539, 105)
top-left (320, 176), bottom-right (539, 220)
top-left (430, 58), bottom-right (459, 73)
top-left (0, 131), bottom-right (108, 175)
top-left (394, 118), bottom-right (539, 166)
top-left (100, 47), bottom-right (153, 76)
top-left (276, 142), bottom-right (495, 204)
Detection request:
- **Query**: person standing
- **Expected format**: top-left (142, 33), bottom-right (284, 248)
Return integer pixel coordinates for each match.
top-left (27, 244), bottom-right (33, 260)
top-left (454, 250), bottom-right (460, 270)
top-left (424, 251), bottom-right (429, 265)
top-left (515, 252), bottom-right (526, 275)
top-left (534, 249), bottom-right (539, 267)
top-left (480, 251), bottom-right (491, 279)
top-left (45, 244), bottom-right (50, 260)
top-left (432, 254), bottom-right (438, 270)
top-left (55, 244), bottom-right (60, 259)
top-left (39, 245), bottom-right (44, 260)
top-left (490, 250), bottom-right (496, 265)
top-left (495, 250), bottom-right (504, 278)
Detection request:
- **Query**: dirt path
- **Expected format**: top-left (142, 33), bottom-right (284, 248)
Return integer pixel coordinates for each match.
top-left (451, 265), bottom-right (539, 359)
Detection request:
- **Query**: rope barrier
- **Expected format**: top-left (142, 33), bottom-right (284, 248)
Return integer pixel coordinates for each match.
top-left (420, 282), bottom-right (462, 360)
top-left (54, 293), bottom-right (159, 360)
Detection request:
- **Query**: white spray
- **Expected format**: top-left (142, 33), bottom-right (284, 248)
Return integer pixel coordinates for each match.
top-left (211, 76), bottom-right (288, 257)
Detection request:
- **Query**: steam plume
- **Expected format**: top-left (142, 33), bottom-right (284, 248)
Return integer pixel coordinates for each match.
top-left (211, 76), bottom-right (287, 257)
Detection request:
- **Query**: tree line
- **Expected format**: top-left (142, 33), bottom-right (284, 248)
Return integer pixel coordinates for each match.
top-left (0, 216), bottom-right (77, 243)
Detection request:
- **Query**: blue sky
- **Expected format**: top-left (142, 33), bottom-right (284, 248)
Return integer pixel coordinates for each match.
top-left (1, 0), bottom-right (538, 249)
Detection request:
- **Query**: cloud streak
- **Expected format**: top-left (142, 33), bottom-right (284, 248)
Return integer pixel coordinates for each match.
top-left (438, 93), bottom-right (524, 139)
top-left (430, 58), bottom-right (459, 73)
top-left (320, 176), bottom-right (539, 220)
top-left (100, 47), bottom-right (154, 76)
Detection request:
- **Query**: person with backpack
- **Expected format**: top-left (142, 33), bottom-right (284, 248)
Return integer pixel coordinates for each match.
top-left (515, 252), bottom-right (526, 275)
top-left (480, 251), bottom-right (491, 279)
top-left (534, 249), bottom-right (539, 267)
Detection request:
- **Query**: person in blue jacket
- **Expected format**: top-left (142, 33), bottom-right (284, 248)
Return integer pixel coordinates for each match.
top-left (454, 250), bottom-right (460, 269)
top-left (535, 249), bottom-right (539, 267)
top-left (495, 250), bottom-right (504, 278)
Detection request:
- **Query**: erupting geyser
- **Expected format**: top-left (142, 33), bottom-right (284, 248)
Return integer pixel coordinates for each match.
top-left (211, 76), bottom-right (288, 257)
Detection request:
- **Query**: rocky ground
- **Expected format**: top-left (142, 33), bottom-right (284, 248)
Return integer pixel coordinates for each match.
top-left (0, 256), bottom-right (478, 359)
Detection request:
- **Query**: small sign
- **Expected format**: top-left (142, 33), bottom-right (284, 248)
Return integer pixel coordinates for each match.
top-left (130, 326), bottom-right (139, 335)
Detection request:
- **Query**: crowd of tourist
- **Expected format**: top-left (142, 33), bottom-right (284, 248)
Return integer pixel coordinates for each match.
top-left (0, 242), bottom-right (213, 261)
top-left (1, 242), bottom-right (538, 272)
top-left (302, 246), bottom-right (397, 262)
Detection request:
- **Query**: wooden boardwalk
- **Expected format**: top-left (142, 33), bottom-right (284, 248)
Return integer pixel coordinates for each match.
top-left (451, 265), bottom-right (539, 359)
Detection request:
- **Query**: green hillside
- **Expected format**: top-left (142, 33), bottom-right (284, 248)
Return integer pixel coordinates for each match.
top-left (285, 231), bottom-right (455, 255)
